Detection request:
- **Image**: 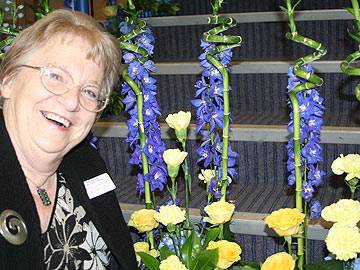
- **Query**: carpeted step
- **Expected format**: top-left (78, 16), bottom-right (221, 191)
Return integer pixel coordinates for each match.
top-left (97, 137), bottom-right (360, 213)
top-left (152, 20), bottom-right (356, 62)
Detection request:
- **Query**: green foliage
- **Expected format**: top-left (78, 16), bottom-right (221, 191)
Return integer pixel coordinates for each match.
top-left (204, 227), bottom-right (220, 247)
top-left (131, 0), bottom-right (179, 16)
top-left (304, 260), bottom-right (343, 270)
top-left (230, 260), bottom-right (261, 270)
top-left (190, 249), bottom-right (219, 270)
top-left (159, 246), bottom-right (173, 260)
top-left (138, 252), bottom-right (160, 270)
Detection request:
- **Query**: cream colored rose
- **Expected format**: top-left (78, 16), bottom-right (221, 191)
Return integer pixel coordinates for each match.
top-left (325, 223), bottom-right (360, 261)
top-left (159, 255), bottom-right (188, 270)
top-left (321, 199), bottom-right (360, 226)
top-left (128, 209), bottom-right (159, 233)
top-left (133, 242), bottom-right (160, 264)
top-left (331, 153), bottom-right (360, 180)
top-left (203, 201), bottom-right (235, 225)
top-left (198, 169), bottom-right (216, 184)
top-left (261, 252), bottom-right (295, 270)
top-left (265, 208), bottom-right (305, 237)
top-left (207, 240), bottom-right (241, 269)
top-left (165, 111), bottom-right (191, 131)
top-left (155, 205), bottom-right (186, 226)
top-left (163, 149), bottom-right (188, 166)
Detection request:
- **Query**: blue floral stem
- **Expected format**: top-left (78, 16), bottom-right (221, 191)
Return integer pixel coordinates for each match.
top-left (283, 1), bottom-right (327, 269)
top-left (203, 5), bottom-right (242, 201)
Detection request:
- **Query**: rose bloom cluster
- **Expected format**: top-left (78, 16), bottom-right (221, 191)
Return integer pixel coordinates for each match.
top-left (321, 199), bottom-right (360, 261)
top-left (331, 153), bottom-right (360, 181)
top-left (261, 252), bottom-right (295, 270)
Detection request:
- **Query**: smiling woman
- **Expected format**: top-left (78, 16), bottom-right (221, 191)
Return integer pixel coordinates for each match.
top-left (0, 9), bottom-right (136, 270)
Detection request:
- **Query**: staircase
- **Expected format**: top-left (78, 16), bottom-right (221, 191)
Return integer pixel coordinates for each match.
top-left (93, 0), bottom-right (360, 263)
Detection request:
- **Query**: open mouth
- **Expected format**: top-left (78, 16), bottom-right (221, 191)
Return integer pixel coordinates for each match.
top-left (41, 111), bottom-right (71, 128)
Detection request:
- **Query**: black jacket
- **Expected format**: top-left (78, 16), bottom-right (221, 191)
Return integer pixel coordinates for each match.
top-left (0, 113), bottom-right (137, 270)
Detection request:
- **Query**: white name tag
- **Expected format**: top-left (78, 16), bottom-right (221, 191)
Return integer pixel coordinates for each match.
top-left (84, 173), bottom-right (116, 199)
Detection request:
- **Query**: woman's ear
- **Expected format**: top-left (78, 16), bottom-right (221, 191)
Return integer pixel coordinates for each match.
top-left (0, 76), bottom-right (14, 99)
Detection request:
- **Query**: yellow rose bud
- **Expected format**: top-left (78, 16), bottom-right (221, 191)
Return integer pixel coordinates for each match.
top-left (163, 149), bottom-right (188, 178)
top-left (198, 169), bottom-right (216, 184)
top-left (261, 252), bottom-right (295, 270)
top-left (265, 208), bottom-right (305, 237)
top-left (203, 201), bottom-right (235, 225)
top-left (331, 153), bottom-right (360, 180)
top-left (165, 111), bottom-right (191, 131)
top-left (325, 223), bottom-right (360, 261)
top-left (155, 205), bottom-right (186, 226)
top-left (207, 240), bottom-right (241, 269)
top-left (163, 149), bottom-right (188, 166)
top-left (134, 242), bottom-right (149, 263)
top-left (128, 209), bottom-right (159, 233)
top-left (321, 199), bottom-right (360, 226)
top-left (159, 255), bottom-right (188, 270)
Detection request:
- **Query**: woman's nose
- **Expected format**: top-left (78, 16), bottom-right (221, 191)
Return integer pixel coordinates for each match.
top-left (57, 87), bottom-right (81, 112)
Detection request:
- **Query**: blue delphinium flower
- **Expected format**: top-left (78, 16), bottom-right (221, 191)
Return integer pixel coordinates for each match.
top-left (192, 39), bottom-right (239, 201)
top-left (121, 22), bottom-right (168, 194)
top-left (286, 64), bottom-right (325, 219)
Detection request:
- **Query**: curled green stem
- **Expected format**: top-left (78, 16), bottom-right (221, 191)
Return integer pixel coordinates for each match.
top-left (282, 1), bottom-right (327, 269)
top-left (202, 3), bottom-right (242, 201)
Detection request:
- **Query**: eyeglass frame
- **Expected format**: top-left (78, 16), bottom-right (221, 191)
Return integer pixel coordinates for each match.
top-left (15, 64), bottom-right (108, 112)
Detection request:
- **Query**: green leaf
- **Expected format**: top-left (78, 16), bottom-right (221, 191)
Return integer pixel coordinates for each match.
top-left (190, 249), bottom-right (218, 270)
top-left (137, 252), bottom-right (160, 270)
top-left (181, 230), bottom-right (194, 267)
top-left (223, 222), bottom-right (235, 241)
top-left (304, 260), bottom-right (343, 270)
top-left (204, 227), bottom-right (220, 247)
top-left (159, 246), bottom-right (174, 261)
top-left (230, 260), bottom-right (260, 270)
top-left (346, 7), bottom-right (355, 17)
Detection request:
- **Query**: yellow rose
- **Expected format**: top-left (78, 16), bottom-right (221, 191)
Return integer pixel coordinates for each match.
top-left (198, 169), bottom-right (216, 184)
top-left (331, 153), bottom-right (360, 180)
top-left (325, 223), bottom-right (360, 261)
top-left (261, 252), bottom-right (295, 270)
top-left (165, 111), bottom-right (191, 131)
top-left (207, 240), bottom-right (241, 269)
top-left (321, 199), bottom-right (360, 226)
top-left (133, 242), bottom-right (160, 264)
top-left (102, 5), bottom-right (118, 17)
top-left (155, 205), bottom-right (186, 226)
top-left (159, 255), bottom-right (188, 270)
top-left (265, 208), bottom-right (305, 237)
top-left (203, 201), bottom-right (235, 225)
top-left (163, 149), bottom-right (188, 166)
top-left (128, 209), bottom-right (159, 233)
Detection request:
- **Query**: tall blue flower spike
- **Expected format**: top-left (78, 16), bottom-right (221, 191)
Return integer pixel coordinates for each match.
top-left (192, 0), bottom-right (241, 202)
top-left (118, 3), bottom-right (167, 209)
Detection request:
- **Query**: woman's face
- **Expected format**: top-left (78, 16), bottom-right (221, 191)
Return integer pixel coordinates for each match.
top-left (1, 35), bottom-right (104, 160)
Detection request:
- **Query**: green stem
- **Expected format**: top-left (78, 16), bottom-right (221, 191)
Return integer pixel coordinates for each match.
top-left (181, 141), bottom-right (192, 230)
top-left (170, 176), bottom-right (177, 204)
top-left (218, 224), bottom-right (224, 240)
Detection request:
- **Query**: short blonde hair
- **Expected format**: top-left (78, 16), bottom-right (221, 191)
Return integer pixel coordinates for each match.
top-left (0, 9), bottom-right (121, 102)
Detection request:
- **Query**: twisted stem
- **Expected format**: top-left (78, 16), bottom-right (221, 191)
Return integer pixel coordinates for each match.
top-left (283, 0), bottom-right (327, 269)
top-left (202, 1), bottom-right (242, 201)
top-left (341, 0), bottom-right (360, 101)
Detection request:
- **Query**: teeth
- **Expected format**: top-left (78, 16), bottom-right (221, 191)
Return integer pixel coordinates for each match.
top-left (42, 111), bottom-right (71, 128)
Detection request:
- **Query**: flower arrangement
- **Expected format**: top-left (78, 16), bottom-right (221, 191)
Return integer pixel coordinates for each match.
top-left (341, 0), bottom-right (360, 102)
top-left (261, 0), bottom-right (327, 269)
top-left (121, 0), bottom-right (248, 269)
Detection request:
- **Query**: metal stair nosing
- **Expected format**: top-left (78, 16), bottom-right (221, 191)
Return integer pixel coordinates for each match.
top-left (93, 121), bottom-right (360, 145)
top-left (144, 9), bottom-right (352, 27)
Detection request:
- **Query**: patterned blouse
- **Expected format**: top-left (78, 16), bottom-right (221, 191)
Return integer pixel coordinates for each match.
top-left (42, 173), bottom-right (110, 270)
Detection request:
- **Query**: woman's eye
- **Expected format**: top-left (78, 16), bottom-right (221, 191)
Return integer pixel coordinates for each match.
top-left (82, 88), bottom-right (98, 100)
top-left (48, 71), bottom-right (64, 82)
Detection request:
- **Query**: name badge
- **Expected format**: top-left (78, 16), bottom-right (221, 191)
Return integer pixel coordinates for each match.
top-left (84, 173), bottom-right (116, 199)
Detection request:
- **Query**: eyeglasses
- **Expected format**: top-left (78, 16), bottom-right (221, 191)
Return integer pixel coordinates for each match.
top-left (18, 64), bottom-right (107, 112)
